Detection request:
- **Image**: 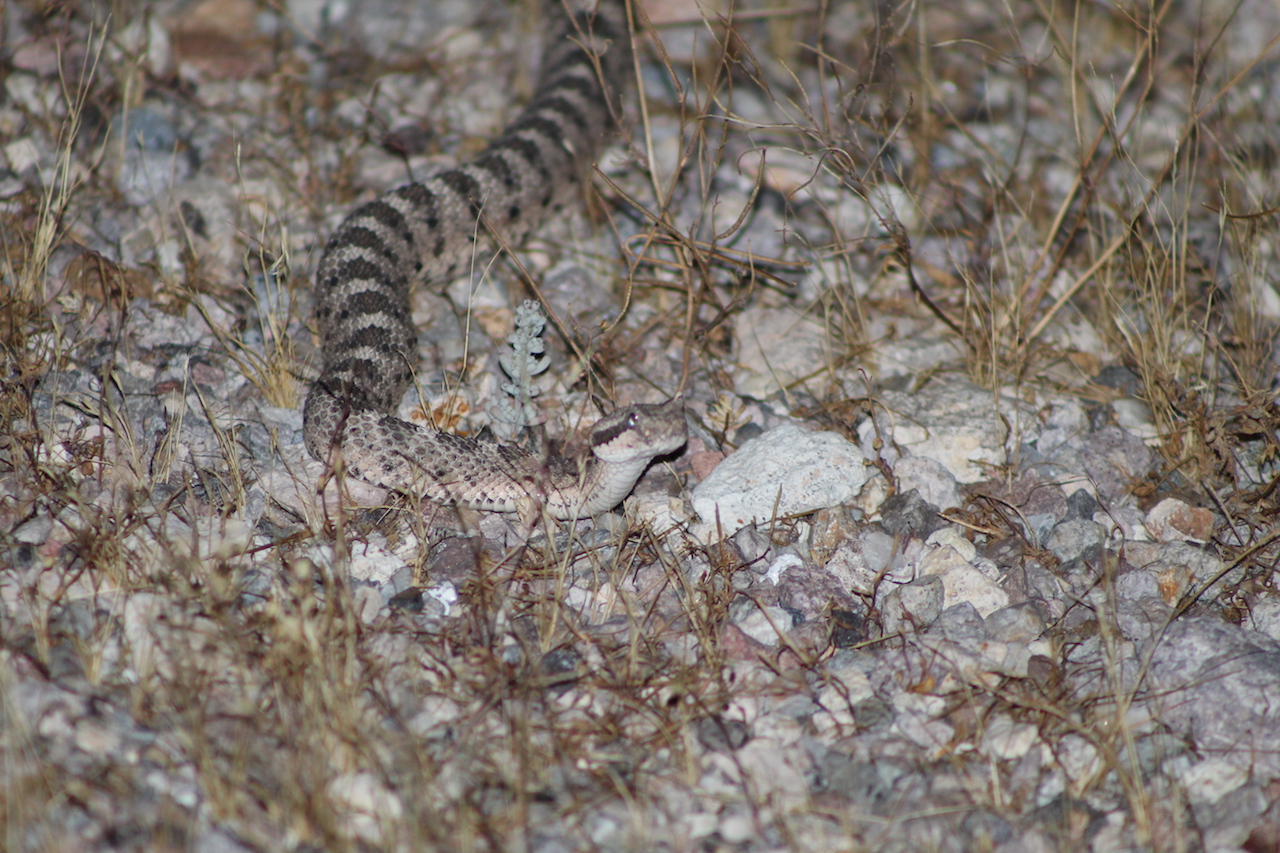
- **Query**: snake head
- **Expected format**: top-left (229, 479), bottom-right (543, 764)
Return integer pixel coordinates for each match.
top-left (589, 398), bottom-right (687, 464)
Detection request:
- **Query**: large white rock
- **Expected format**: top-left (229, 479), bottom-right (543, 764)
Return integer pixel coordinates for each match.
top-left (691, 423), bottom-right (869, 537)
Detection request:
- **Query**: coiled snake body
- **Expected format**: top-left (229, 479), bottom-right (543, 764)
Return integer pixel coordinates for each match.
top-left (302, 1), bottom-right (686, 519)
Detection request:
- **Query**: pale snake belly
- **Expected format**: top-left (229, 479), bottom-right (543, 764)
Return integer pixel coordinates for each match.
top-left (302, 0), bottom-right (686, 519)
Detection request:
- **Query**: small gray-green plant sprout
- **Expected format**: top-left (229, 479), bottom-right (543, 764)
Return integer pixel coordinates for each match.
top-left (493, 299), bottom-right (551, 432)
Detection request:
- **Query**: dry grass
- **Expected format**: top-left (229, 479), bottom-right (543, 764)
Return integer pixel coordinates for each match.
top-left (2, 0), bottom-right (1279, 849)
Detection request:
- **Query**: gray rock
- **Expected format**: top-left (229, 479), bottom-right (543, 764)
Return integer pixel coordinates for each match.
top-left (1065, 488), bottom-right (1098, 521)
top-left (894, 455), bottom-right (962, 510)
top-left (883, 575), bottom-right (944, 635)
top-left (861, 529), bottom-right (896, 574)
top-left (880, 488), bottom-right (942, 540)
top-left (985, 602), bottom-right (1046, 642)
top-left (1021, 512), bottom-right (1058, 548)
top-left (928, 601), bottom-right (987, 640)
top-left (732, 524), bottom-right (774, 571)
top-left (1114, 595), bottom-right (1172, 642)
top-left (1146, 617), bottom-right (1280, 778)
top-left (694, 716), bottom-right (750, 752)
top-left (1033, 397), bottom-right (1088, 459)
top-left (1249, 596), bottom-right (1280, 642)
top-left (1044, 519), bottom-right (1104, 563)
top-left (112, 106), bottom-right (191, 207)
top-left (727, 598), bottom-right (795, 646)
top-left (1196, 781), bottom-right (1268, 849)
top-left (820, 755), bottom-right (892, 813)
top-left (732, 304), bottom-right (830, 398)
top-left (1080, 426), bottom-right (1156, 503)
top-left (774, 561), bottom-right (863, 622)
top-left (1001, 560), bottom-right (1065, 617)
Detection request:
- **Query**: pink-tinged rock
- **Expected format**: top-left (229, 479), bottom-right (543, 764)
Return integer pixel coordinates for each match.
top-left (1145, 498), bottom-right (1215, 543)
top-left (719, 623), bottom-right (771, 662)
top-left (690, 450), bottom-right (726, 481)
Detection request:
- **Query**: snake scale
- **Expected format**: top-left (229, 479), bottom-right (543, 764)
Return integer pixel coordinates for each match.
top-left (302, 0), bottom-right (686, 519)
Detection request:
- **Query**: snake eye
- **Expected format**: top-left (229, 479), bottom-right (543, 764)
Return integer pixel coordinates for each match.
top-left (628, 413), bottom-right (639, 429)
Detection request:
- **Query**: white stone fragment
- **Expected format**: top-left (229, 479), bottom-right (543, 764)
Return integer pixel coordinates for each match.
top-left (763, 553), bottom-right (803, 585)
top-left (812, 668), bottom-right (875, 735)
top-left (1181, 757), bottom-right (1249, 805)
top-left (718, 809), bottom-right (755, 844)
top-left (4, 136), bottom-right (40, 174)
top-left (352, 586), bottom-right (384, 624)
top-left (123, 592), bottom-right (169, 681)
top-left (881, 577), bottom-right (944, 636)
top-left (115, 16), bottom-right (173, 77)
top-left (685, 811), bottom-right (718, 839)
top-left (735, 605), bottom-right (793, 647)
top-left (894, 712), bottom-right (955, 756)
top-left (692, 423), bottom-right (869, 538)
top-left (1053, 734), bottom-right (1103, 792)
top-left (425, 582), bottom-right (458, 616)
top-left (1250, 597), bottom-right (1280, 643)
top-left (981, 715), bottom-right (1039, 760)
top-left (347, 540), bottom-right (404, 585)
top-left (407, 696), bottom-right (463, 738)
top-left (626, 492), bottom-right (686, 533)
top-left (327, 772), bottom-right (404, 845)
top-left (1144, 497), bottom-right (1214, 544)
top-left (74, 718), bottom-right (122, 755)
top-left (868, 336), bottom-right (966, 382)
top-left (918, 532), bottom-right (1009, 616)
top-left (13, 515), bottom-right (52, 544)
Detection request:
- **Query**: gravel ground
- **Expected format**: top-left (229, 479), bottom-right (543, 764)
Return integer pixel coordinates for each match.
top-left (4, 0), bottom-right (1280, 851)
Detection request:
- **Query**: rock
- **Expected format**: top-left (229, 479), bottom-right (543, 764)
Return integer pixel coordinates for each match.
top-left (771, 559), bottom-right (863, 620)
top-left (694, 716), bottom-right (750, 752)
top-left (1079, 426), bottom-right (1156, 503)
top-left (1144, 497), bottom-right (1215, 543)
top-left (1250, 596), bottom-right (1280, 642)
top-left (1044, 519), bottom-right (1103, 563)
top-left (894, 455), bottom-right (963, 511)
top-left (808, 503), bottom-right (863, 564)
top-left (691, 423), bottom-right (869, 537)
top-left (327, 772), bottom-right (404, 846)
top-left (918, 529), bottom-right (1009, 617)
top-left (985, 602), bottom-right (1046, 642)
top-left (733, 524), bottom-right (774, 570)
top-left (824, 535), bottom-right (886, 597)
top-left (347, 539), bottom-right (406, 586)
top-left (859, 381), bottom-right (1034, 483)
top-left (1064, 488), bottom-right (1098, 521)
top-left (980, 715), bottom-right (1039, 760)
top-left (728, 598), bottom-right (794, 647)
top-left (928, 601), bottom-right (986, 640)
top-left (879, 488), bottom-right (942, 540)
top-left (882, 575), bottom-right (944, 635)
top-left (731, 304), bottom-right (830, 398)
top-left (1145, 618), bottom-right (1280, 778)
top-left (13, 515), bottom-right (52, 544)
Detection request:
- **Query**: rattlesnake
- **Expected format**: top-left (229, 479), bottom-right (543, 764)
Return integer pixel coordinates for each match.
top-left (302, 0), bottom-right (686, 519)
